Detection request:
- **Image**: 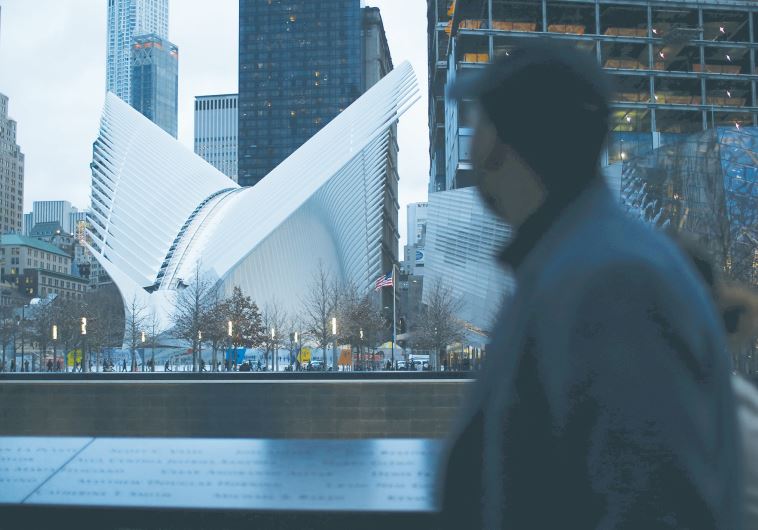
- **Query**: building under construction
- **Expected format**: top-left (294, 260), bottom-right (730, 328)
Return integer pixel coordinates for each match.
top-left (428, 0), bottom-right (758, 192)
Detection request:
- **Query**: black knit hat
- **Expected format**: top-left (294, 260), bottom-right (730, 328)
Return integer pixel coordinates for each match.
top-left (449, 39), bottom-right (612, 192)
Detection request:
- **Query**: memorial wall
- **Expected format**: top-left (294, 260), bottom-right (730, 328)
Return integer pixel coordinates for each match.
top-left (0, 375), bottom-right (471, 439)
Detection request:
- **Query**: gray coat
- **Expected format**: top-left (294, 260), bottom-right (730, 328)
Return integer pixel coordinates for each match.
top-left (440, 182), bottom-right (741, 529)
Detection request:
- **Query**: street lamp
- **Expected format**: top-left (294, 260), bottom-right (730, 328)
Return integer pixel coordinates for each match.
top-left (331, 317), bottom-right (337, 371)
top-left (293, 331), bottom-right (300, 370)
top-left (140, 331), bottom-right (146, 371)
top-left (227, 320), bottom-right (233, 371)
top-left (271, 327), bottom-right (276, 372)
top-left (80, 317), bottom-right (87, 373)
top-left (52, 324), bottom-right (58, 372)
top-left (197, 330), bottom-right (203, 372)
top-left (358, 328), bottom-right (366, 370)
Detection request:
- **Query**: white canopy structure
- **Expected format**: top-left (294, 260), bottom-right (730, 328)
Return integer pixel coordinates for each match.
top-left (87, 62), bottom-right (419, 327)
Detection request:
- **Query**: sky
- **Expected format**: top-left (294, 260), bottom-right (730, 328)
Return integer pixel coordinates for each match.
top-left (0, 0), bottom-right (430, 248)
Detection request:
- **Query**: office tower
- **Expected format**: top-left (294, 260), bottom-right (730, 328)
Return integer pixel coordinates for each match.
top-left (194, 94), bottom-right (238, 181)
top-left (106, 0), bottom-right (169, 104)
top-left (238, 0), bottom-right (364, 186)
top-left (22, 213), bottom-right (33, 236)
top-left (429, 0), bottom-right (758, 193)
top-left (424, 0), bottom-right (758, 334)
top-left (131, 34), bottom-right (178, 137)
top-left (0, 93), bottom-right (24, 235)
top-left (31, 201), bottom-right (76, 234)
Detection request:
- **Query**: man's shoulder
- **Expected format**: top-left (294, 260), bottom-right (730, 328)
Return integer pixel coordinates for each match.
top-left (537, 203), bottom-right (685, 289)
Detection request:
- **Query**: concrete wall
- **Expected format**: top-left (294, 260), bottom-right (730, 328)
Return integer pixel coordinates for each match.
top-left (0, 375), bottom-right (471, 438)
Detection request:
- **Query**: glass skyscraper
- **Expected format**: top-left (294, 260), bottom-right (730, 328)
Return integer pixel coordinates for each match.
top-left (106, 0), bottom-right (169, 105)
top-left (194, 94), bottom-right (238, 181)
top-left (131, 34), bottom-right (179, 137)
top-left (238, 0), bottom-right (363, 186)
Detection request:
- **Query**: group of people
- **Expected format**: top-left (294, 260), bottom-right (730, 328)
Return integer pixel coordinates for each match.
top-left (438, 40), bottom-right (757, 528)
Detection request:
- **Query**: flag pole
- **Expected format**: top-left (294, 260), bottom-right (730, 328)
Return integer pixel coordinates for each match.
top-left (391, 262), bottom-right (396, 368)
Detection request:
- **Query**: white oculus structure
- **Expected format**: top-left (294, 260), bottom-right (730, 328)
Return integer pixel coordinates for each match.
top-left (87, 62), bottom-right (419, 329)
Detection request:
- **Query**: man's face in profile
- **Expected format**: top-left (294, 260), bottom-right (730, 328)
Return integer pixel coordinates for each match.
top-left (470, 104), bottom-right (545, 227)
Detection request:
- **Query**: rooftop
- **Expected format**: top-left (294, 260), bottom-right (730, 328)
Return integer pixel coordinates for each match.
top-left (29, 221), bottom-right (65, 237)
top-left (0, 234), bottom-right (71, 258)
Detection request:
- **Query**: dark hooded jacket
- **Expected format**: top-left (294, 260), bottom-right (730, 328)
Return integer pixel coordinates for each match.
top-left (439, 180), bottom-right (741, 529)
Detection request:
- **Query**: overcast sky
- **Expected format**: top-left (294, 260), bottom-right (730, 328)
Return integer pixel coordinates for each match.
top-left (0, 0), bottom-right (429, 247)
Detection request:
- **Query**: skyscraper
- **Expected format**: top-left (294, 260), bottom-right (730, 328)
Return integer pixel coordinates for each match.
top-left (31, 200), bottom-right (76, 234)
top-left (238, 2), bottom-right (399, 301)
top-left (430, 0), bottom-right (758, 193)
top-left (106, 0), bottom-right (169, 104)
top-left (238, 0), bottom-right (364, 187)
top-left (131, 34), bottom-right (178, 137)
top-left (0, 93), bottom-right (24, 235)
top-left (194, 94), bottom-right (238, 181)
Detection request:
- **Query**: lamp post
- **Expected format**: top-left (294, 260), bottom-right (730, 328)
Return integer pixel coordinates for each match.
top-left (227, 320), bottom-right (233, 371)
top-left (270, 327), bottom-right (276, 372)
top-left (140, 330), bottom-right (147, 371)
top-left (1, 318), bottom-right (9, 372)
top-left (20, 305), bottom-right (26, 371)
top-left (293, 331), bottom-right (299, 370)
top-left (198, 330), bottom-right (202, 372)
top-left (80, 317), bottom-right (87, 373)
top-left (331, 317), bottom-right (337, 371)
top-left (52, 324), bottom-right (58, 372)
top-left (359, 328), bottom-right (364, 371)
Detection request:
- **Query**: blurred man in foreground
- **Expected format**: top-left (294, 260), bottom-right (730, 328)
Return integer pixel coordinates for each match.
top-left (440, 40), bottom-right (741, 529)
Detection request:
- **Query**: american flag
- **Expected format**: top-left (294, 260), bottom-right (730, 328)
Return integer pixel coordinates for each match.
top-left (374, 271), bottom-right (393, 291)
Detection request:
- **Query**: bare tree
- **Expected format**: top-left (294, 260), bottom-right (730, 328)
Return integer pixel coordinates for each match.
top-left (414, 279), bottom-right (465, 370)
top-left (0, 305), bottom-right (14, 371)
top-left (54, 297), bottom-right (84, 372)
top-left (202, 286), bottom-right (227, 371)
top-left (172, 264), bottom-right (214, 371)
top-left (84, 285), bottom-right (124, 371)
top-left (335, 282), bottom-right (384, 370)
top-left (261, 301), bottom-right (288, 371)
top-left (302, 263), bottom-right (335, 370)
top-left (145, 311), bottom-right (163, 372)
top-left (125, 293), bottom-right (147, 372)
top-left (28, 299), bottom-right (56, 371)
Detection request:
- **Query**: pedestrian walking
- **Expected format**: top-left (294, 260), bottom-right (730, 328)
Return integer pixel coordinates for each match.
top-left (440, 40), bottom-right (740, 529)
top-left (122, 358), bottom-right (127, 372)
top-left (23, 359), bottom-right (29, 372)
top-left (10, 358), bottom-right (15, 372)
top-left (674, 236), bottom-right (758, 529)
top-left (47, 359), bottom-right (53, 372)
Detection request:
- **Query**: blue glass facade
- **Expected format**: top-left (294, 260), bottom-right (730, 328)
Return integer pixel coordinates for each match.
top-left (131, 34), bottom-right (178, 138)
top-left (623, 126), bottom-right (758, 285)
top-left (238, 0), bottom-right (363, 187)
